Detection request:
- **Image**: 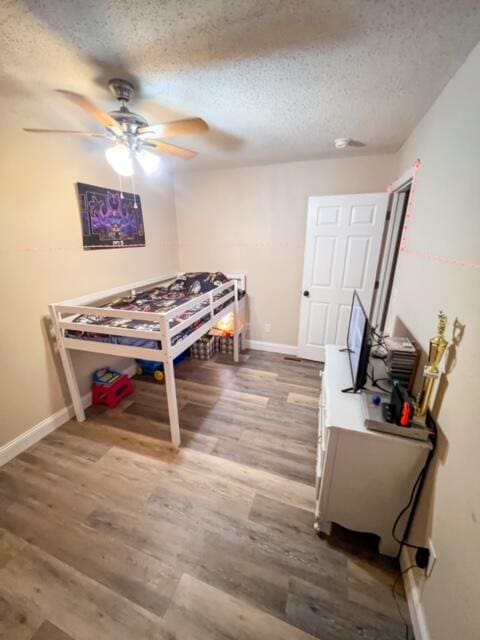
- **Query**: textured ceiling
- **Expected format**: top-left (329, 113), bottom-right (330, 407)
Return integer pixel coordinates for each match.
top-left (1, 0), bottom-right (480, 171)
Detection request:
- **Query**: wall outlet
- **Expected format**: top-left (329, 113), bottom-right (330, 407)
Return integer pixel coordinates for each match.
top-left (426, 538), bottom-right (437, 577)
top-left (265, 323), bottom-right (271, 334)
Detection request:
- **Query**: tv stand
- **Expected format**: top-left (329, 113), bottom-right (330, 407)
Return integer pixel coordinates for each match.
top-left (341, 386), bottom-right (363, 394)
top-left (315, 346), bottom-right (432, 556)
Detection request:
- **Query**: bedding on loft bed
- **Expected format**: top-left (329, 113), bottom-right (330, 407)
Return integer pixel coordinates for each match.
top-left (66, 272), bottom-right (244, 349)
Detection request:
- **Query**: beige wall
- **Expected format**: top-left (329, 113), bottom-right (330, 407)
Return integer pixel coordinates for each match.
top-left (0, 122), bottom-right (178, 447)
top-left (386, 42), bottom-right (480, 639)
top-left (174, 155), bottom-right (396, 346)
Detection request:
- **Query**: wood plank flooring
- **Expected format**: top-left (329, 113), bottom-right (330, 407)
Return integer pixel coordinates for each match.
top-left (0, 350), bottom-right (409, 639)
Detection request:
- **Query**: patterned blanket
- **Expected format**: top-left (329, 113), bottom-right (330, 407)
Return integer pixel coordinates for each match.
top-left (67, 272), bottom-right (241, 348)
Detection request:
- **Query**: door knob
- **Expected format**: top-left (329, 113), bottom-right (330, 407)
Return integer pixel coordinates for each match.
top-left (303, 290), bottom-right (310, 297)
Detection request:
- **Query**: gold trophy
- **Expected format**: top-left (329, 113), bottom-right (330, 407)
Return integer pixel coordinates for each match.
top-left (414, 311), bottom-right (449, 421)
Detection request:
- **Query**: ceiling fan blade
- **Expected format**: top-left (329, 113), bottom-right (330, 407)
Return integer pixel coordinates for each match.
top-left (348, 140), bottom-right (366, 148)
top-left (138, 118), bottom-right (208, 138)
top-left (145, 140), bottom-right (197, 159)
top-left (23, 128), bottom-right (109, 137)
top-left (55, 90), bottom-right (121, 132)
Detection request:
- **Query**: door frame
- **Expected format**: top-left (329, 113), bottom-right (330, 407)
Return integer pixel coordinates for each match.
top-left (370, 162), bottom-right (420, 330)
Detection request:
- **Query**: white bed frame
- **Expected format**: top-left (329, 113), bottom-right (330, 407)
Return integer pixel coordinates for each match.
top-left (49, 273), bottom-right (247, 447)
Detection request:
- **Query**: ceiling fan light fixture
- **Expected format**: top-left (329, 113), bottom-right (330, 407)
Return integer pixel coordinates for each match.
top-left (105, 143), bottom-right (134, 176)
top-left (136, 148), bottom-right (161, 175)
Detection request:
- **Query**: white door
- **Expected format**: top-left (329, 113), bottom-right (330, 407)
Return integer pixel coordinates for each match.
top-left (298, 193), bottom-right (388, 361)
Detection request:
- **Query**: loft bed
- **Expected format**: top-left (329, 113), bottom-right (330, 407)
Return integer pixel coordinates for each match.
top-left (49, 272), bottom-right (247, 447)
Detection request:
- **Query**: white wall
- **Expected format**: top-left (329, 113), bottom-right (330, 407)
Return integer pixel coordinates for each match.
top-left (174, 155), bottom-right (396, 346)
top-left (386, 41), bottom-right (480, 640)
top-left (0, 119), bottom-right (178, 447)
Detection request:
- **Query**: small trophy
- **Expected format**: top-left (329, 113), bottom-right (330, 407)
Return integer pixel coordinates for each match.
top-left (414, 311), bottom-right (449, 422)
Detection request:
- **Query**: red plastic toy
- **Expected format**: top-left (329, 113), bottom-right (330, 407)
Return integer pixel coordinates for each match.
top-left (92, 375), bottom-right (134, 409)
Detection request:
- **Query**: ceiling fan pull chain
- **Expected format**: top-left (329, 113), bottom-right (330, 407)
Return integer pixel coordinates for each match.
top-left (131, 173), bottom-right (138, 209)
top-left (118, 173), bottom-right (124, 199)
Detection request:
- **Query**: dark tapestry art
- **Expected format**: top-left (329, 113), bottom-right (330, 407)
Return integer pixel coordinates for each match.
top-left (77, 183), bottom-right (145, 250)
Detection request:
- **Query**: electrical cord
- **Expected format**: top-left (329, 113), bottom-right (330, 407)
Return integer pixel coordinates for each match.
top-left (371, 326), bottom-right (389, 342)
top-left (391, 419), bottom-right (437, 552)
top-left (368, 345), bottom-right (393, 392)
top-left (372, 378), bottom-right (391, 393)
top-left (371, 342), bottom-right (388, 358)
top-left (391, 469), bottom-right (426, 549)
top-left (366, 364), bottom-right (390, 393)
top-left (367, 362), bottom-right (375, 384)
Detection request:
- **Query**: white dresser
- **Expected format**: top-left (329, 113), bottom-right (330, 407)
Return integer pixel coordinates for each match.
top-left (315, 345), bottom-right (432, 557)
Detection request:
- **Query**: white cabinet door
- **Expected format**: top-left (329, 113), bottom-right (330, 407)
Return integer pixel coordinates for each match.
top-left (298, 193), bottom-right (388, 361)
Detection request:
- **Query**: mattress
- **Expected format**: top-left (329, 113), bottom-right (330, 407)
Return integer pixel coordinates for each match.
top-left (66, 272), bottom-right (243, 350)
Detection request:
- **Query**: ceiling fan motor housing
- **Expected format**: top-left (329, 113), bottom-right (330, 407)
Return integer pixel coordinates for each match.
top-left (108, 78), bottom-right (135, 104)
top-left (108, 79), bottom-right (148, 130)
top-left (109, 107), bottom-right (148, 129)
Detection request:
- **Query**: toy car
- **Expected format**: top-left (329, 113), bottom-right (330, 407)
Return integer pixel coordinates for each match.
top-left (135, 359), bottom-right (164, 382)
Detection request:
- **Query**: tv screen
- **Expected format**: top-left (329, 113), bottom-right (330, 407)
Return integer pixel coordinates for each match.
top-left (346, 290), bottom-right (370, 391)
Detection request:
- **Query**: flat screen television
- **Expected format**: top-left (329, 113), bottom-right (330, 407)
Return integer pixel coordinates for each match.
top-left (345, 290), bottom-right (371, 392)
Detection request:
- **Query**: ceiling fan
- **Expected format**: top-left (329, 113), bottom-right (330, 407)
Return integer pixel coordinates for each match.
top-left (23, 79), bottom-right (209, 176)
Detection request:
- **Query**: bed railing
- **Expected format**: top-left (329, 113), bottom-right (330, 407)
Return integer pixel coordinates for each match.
top-left (56, 305), bottom-right (166, 323)
top-left (51, 277), bottom-right (242, 362)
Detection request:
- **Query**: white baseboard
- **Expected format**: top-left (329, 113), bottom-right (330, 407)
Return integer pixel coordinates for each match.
top-left (244, 339), bottom-right (298, 356)
top-left (400, 546), bottom-right (431, 640)
top-left (0, 363), bottom-right (137, 468)
top-left (123, 363), bottom-right (138, 378)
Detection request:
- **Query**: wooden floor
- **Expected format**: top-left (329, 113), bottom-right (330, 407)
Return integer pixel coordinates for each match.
top-left (0, 350), bottom-right (409, 639)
